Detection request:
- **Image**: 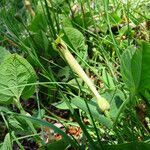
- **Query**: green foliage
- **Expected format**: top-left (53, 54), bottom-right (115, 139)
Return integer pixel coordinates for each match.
top-left (0, 0), bottom-right (150, 149)
top-left (18, 114), bottom-right (79, 149)
top-left (0, 47), bottom-right (10, 64)
top-left (63, 27), bottom-right (87, 52)
top-left (41, 138), bottom-right (69, 150)
top-left (0, 54), bottom-right (37, 104)
top-left (71, 96), bottom-right (113, 128)
top-left (1, 133), bottom-right (12, 150)
top-left (121, 42), bottom-right (150, 101)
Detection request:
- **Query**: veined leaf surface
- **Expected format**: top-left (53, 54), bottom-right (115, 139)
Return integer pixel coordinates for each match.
top-left (0, 54), bottom-right (37, 104)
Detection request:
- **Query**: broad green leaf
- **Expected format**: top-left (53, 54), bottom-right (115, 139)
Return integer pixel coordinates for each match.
top-left (138, 42), bottom-right (150, 93)
top-left (63, 27), bottom-right (87, 52)
top-left (131, 48), bottom-right (142, 90)
top-left (71, 96), bottom-right (113, 129)
top-left (0, 46), bottom-right (10, 64)
top-left (121, 42), bottom-right (150, 99)
top-left (121, 46), bottom-right (135, 91)
top-left (102, 90), bottom-right (124, 121)
top-left (0, 54), bottom-right (37, 104)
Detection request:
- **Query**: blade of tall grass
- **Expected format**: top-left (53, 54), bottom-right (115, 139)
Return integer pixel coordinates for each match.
top-left (103, 0), bottom-right (121, 59)
top-left (17, 114), bottom-right (80, 149)
top-left (43, 0), bottom-right (57, 39)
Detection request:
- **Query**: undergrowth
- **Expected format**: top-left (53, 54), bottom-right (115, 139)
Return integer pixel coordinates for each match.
top-left (0, 0), bottom-right (150, 149)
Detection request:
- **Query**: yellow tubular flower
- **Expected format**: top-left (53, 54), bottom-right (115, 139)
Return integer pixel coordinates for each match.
top-left (24, 0), bottom-right (35, 17)
top-left (54, 37), bottom-right (110, 113)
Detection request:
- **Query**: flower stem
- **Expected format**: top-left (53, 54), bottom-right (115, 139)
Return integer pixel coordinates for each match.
top-left (54, 37), bottom-right (110, 113)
